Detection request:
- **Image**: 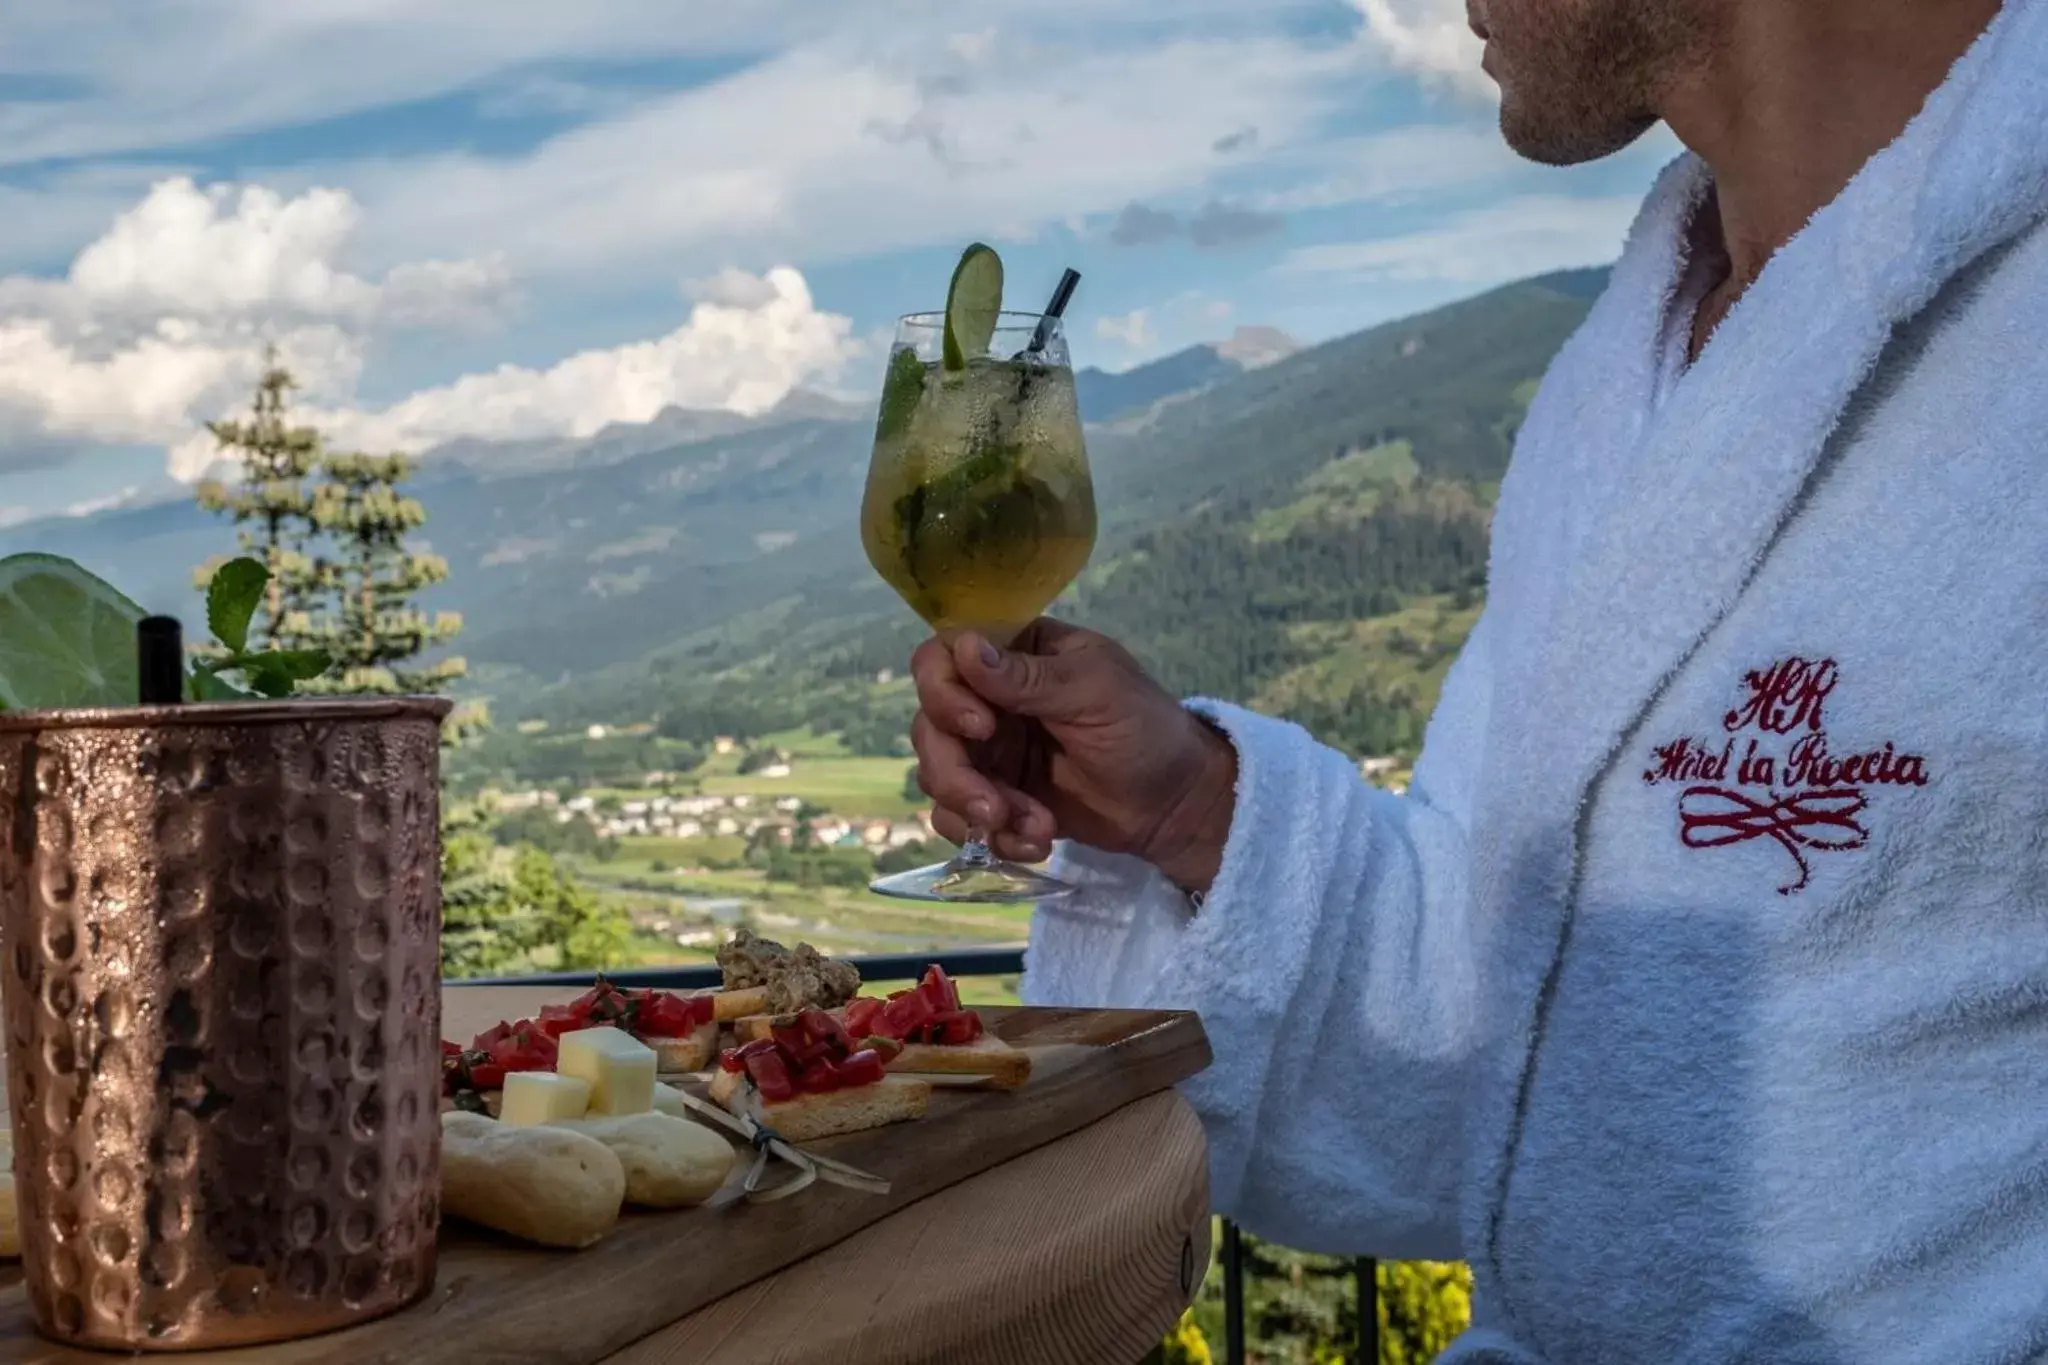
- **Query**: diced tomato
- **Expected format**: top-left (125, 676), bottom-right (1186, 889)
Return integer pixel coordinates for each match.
top-left (685, 992), bottom-right (716, 1029)
top-left (745, 1048), bottom-right (796, 1103)
top-left (468, 1061), bottom-right (506, 1091)
top-left (471, 1020), bottom-right (514, 1052)
top-left (834, 1049), bottom-right (885, 1088)
top-left (918, 965), bottom-right (961, 1013)
top-left (799, 1009), bottom-right (847, 1046)
top-left (796, 1059), bottom-right (841, 1094)
top-left (880, 990), bottom-right (936, 1039)
top-left (634, 990), bottom-right (694, 1037)
top-left (441, 1038), bottom-right (463, 1059)
top-left (483, 1020), bottom-right (558, 1075)
top-left (735, 1038), bottom-right (782, 1062)
top-left (535, 1003), bottom-right (584, 1039)
top-left (577, 978), bottom-right (632, 1026)
top-left (844, 997), bottom-right (885, 1037)
top-left (718, 1048), bottom-right (747, 1073)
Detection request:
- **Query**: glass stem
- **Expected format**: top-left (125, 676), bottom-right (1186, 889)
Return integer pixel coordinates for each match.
top-left (957, 827), bottom-right (997, 867)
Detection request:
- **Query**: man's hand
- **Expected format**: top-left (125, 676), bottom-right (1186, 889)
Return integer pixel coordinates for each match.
top-left (909, 619), bottom-right (1239, 894)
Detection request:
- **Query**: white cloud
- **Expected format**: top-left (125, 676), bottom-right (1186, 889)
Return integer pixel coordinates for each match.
top-left (3, 179), bottom-right (509, 330)
top-left (1095, 308), bottom-right (1155, 349)
top-left (319, 31), bottom-right (1356, 284)
top-left (1346, 0), bottom-right (1494, 99)
top-left (1, 179), bottom-right (853, 482)
top-left (65, 486), bottom-right (141, 518)
top-left (1091, 291), bottom-right (1243, 364)
top-left (176, 266), bottom-right (860, 478)
top-left (0, 178), bottom-right (505, 463)
top-left (1279, 193), bottom-right (1640, 285)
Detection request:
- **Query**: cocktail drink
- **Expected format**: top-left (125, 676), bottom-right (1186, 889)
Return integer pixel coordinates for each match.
top-left (862, 248), bottom-right (1094, 902)
top-left (861, 326), bottom-right (1096, 647)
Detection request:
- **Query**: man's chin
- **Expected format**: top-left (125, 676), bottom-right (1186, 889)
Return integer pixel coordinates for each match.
top-left (1498, 99), bottom-right (1656, 167)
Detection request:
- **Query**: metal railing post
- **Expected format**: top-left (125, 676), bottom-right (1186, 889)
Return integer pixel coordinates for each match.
top-left (1357, 1256), bottom-right (1378, 1363)
top-left (1222, 1218), bottom-right (1246, 1365)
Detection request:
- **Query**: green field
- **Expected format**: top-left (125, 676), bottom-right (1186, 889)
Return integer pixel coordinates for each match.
top-left (693, 741), bottom-right (919, 818)
top-left (571, 834), bottom-right (1029, 968)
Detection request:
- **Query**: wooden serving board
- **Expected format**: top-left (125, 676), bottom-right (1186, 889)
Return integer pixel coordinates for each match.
top-left (0, 1005), bottom-right (1211, 1365)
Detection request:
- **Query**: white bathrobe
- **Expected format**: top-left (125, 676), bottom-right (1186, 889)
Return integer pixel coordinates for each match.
top-left (1022, 2), bottom-right (2048, 1360)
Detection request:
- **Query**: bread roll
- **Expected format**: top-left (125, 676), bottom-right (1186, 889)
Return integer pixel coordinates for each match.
top-left (546, 1112), bottom-right (735, 1208)
top-left (440, 1110), bottom-right (625, 1248)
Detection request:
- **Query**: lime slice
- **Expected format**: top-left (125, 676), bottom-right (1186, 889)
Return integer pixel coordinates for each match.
top-left (942, 243), bottom-right (1004, 372)
top-left (0, 553), bottom-right (147, 711)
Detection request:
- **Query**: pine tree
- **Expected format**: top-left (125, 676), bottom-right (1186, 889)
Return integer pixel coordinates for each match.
top-left (298, 451), bottom-right (468, 696)
top-left (194, 353), bottom-right (324, 647)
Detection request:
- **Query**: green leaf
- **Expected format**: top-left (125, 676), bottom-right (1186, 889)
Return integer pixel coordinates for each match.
top-left (206, 557), bottom-right (270, 654)
top-left (187, 667), bottom-right (256, 703)
top-left (234, 648), bottom-right (331, 699)
top-left (874, 347), bottom-right (928, 445)
top-left (239, 658), bottom-right (297, 698)
top-left (266, 649), bottom-right (333, 682)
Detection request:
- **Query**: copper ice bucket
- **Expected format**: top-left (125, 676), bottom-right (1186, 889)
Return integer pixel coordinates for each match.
top-left (0, 697), bottom-right (449, 1350)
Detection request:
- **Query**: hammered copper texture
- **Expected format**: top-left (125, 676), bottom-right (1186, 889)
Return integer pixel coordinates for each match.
top-left (0, 700), bottom-right (449, 1351)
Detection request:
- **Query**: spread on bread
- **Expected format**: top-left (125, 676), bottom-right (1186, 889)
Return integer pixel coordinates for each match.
top-left (716, 928), bottom-right (862, 1015)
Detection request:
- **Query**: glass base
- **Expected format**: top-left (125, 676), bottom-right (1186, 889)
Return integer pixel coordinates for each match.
top-left (869, 843), bottom-right (1076, 904)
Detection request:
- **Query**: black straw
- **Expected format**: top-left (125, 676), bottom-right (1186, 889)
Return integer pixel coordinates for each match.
top-left (137, 617), bottom-right (184, 705)
top-left (1025, 269), bottom-right (1082, 355)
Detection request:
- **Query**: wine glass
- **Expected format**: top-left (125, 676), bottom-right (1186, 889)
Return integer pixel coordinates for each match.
top-left (860, 311), bottom-right (1096, 902)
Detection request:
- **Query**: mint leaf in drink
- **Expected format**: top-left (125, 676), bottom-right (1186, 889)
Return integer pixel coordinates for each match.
top-left (876, 348), bottom-right (927, 444)
top-left (205, 557), bottom-right (268, 654)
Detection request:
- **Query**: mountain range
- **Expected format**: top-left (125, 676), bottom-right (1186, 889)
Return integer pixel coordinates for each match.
top-left (3, 269), bottom-right (1609, 753)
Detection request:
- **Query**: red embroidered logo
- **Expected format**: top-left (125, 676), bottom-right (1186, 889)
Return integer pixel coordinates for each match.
top-left (1642, 657), bottom-right (1929, 894)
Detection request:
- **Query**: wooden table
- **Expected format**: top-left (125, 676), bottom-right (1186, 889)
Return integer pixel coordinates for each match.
top-left (0, 989), bottom-right (1211, 1365)
top-left (610, 1090), bottom-right (1208, 1365)
top-left (444, 988), bottom-right (1213, 1365)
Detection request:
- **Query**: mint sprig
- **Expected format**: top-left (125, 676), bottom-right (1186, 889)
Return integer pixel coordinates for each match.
top-left (190, 558), bottom-right (332, 699)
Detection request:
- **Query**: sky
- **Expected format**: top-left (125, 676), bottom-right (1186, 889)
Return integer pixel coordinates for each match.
top-left (0, 0), bottom-right (1680, 525)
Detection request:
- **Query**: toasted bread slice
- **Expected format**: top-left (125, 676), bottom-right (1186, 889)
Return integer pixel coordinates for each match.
top-left (645, 1022), bottom-right (718, 1075)
top-left (729, 1015), bottom-right (1027, 1088)
top-left (706, 1068), bottom-right (929, 1143)
top-left (711, 988), bottom-right (770, 1023)
top-left (885, 1036), bottom-right (1031, 1090)
top-left (729, 1014), bottom-right (777, 1044)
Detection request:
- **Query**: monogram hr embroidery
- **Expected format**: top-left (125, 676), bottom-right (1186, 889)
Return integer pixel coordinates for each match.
top-left (1641, 657), bottom-right (1930, 894)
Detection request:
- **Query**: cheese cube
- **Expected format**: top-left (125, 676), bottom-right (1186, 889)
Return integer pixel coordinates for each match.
top-left (556, 1027), bottom-right (657, 1116)
top-left (499, 1071), bottom-right (591, 1127)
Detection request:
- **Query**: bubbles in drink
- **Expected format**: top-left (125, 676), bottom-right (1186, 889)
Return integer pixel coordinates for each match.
top-left (862, 352), bottom-right (1095, 645)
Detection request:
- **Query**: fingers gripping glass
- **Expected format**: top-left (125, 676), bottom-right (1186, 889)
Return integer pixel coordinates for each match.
top-left (860, 311), bottom-right (1096, 902)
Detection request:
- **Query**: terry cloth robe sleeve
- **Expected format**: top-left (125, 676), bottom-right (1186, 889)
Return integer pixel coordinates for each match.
top-left (1020, 608), bottom-right (1500, 1261)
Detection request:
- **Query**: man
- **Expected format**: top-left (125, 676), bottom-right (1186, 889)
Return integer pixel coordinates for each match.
top-left (910, 0), bottom-right (2048, 1359)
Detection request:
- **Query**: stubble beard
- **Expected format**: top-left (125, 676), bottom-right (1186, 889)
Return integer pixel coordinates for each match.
top-left (1491, 0), bottom-right (1709, 167)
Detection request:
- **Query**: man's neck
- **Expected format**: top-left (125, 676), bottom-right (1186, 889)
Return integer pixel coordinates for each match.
top-left (1666, 0), bottom-right (2004, 356)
